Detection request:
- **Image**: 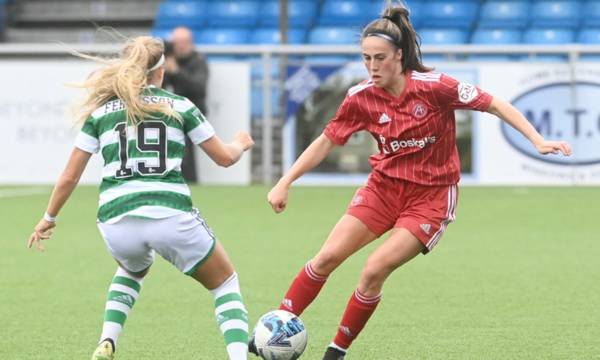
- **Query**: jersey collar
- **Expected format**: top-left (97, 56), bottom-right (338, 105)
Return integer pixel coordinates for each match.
top-left (375, 70), bottom-right (412, 101)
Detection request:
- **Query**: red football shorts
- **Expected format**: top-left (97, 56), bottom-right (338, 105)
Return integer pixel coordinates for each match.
top-left (346, 171), bottom-right (458, 253)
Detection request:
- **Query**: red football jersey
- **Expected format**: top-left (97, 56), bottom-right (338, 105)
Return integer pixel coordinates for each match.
top-left (323, 71), bottom-right (493, 186)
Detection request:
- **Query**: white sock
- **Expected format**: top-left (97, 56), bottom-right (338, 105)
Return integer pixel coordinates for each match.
top-left (99, 267), bottom-right (144, 347)
top-left (211, 272), bottom-right (248, 360)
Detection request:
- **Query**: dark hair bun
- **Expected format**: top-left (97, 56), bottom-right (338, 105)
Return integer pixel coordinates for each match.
top-left (382, 5), bottom-right (410, 23)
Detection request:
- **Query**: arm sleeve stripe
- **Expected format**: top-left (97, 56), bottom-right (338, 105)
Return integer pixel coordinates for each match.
top-left (187, 122), bottom-right (216, 145)
top-left (74, 131), bottom-right (100, 154)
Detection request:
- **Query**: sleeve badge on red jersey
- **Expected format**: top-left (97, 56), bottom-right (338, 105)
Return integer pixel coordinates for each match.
top-left (351, 194), bottom-right (364, 206)
top-left (457, 82), bottom-right (478, 104)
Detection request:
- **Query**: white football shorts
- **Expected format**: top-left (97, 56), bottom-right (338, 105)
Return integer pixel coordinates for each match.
top-left (97, 209), bottom-right (216, 275)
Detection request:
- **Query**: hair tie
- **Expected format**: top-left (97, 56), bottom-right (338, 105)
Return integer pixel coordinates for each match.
top-left (147, 54), bottom-right (165, 73)
top-left (382, 15), bottom-right (395, 22)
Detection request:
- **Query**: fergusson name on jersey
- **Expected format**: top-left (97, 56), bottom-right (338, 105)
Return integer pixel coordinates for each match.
top-left (103, 96), bottom-right (176, 113)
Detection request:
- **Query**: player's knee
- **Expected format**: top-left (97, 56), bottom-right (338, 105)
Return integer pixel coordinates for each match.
top-left (358, 266), bottom-right (385, 297)
top-left (119, 262), bottom-right (150, 278)
top-left (360, 265), bottom-right (383, 286)
top-left (361, 258), bottom-right (393, 286)
top-left (311, 251), bottom-right (343, 275)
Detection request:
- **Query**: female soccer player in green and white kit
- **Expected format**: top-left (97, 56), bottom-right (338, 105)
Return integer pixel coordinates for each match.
top-left (27, 36), bottom-right (253, 360)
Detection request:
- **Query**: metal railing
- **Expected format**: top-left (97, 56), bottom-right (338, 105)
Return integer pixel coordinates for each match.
top-left (2, 43), bottom-right (599, 183)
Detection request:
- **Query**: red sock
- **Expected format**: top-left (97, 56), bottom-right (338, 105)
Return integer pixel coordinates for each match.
top-left (333, 289), bottom-right (382, 350)
top-left (278, 262), bottom-right (328, 316)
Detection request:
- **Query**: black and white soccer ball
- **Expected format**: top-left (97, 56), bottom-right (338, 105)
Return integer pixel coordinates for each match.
top-left (253, 310), bottom-right (308, 360)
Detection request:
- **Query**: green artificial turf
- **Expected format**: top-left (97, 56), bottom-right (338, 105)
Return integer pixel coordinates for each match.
top-left (1, 185), bottom-right (598, 359)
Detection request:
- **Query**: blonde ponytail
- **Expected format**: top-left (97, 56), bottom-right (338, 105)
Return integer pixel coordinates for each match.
top-left (71, 35), bottom-right (182, 125)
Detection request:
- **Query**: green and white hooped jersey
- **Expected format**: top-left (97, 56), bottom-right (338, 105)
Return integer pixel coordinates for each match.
top-left (74, 86), bottom-right (214, 224)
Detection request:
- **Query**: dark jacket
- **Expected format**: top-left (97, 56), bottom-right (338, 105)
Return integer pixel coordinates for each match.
top-left (163, 51), bottom-right (209, 114)
top-left (163, 51), bottom-right (209, 183)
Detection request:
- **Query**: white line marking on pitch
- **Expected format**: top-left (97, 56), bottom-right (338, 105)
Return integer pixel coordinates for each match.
top-left (0, 187), bottom-right (49, 198)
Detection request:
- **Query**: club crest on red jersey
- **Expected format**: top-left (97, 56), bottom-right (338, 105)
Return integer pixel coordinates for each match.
top-left (412, 102), bottom-right (428, 119)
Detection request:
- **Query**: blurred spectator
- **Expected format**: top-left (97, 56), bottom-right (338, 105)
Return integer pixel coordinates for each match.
top-left (0, 2), bottom-right (6, 41)
top-left (163, 27), bottom-right (209, 183)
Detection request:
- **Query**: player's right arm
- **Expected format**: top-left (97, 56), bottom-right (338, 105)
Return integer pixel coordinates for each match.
top-left (28, 148), bottom-right (92, 251)
top-left (268, 93), bottom-right (363, 214)
top-left (268, 134), bottom-right (337, 213)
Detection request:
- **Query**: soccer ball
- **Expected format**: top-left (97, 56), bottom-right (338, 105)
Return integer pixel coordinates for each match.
top-left (253, 310), bottom-right (308, 360)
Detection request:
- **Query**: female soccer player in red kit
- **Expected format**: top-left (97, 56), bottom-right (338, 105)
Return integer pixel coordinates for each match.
top-left (251, 2), bottom-right (572, 359)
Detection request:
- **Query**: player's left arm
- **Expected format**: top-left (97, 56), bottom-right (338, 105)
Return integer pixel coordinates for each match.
top-left (28, 148), bottom-right (92, 251)
top-left (487, 96), bottom-right (572, 156)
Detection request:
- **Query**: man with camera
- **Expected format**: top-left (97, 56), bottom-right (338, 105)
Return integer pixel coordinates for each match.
top-left (163, 26), bottom-right (209, 183)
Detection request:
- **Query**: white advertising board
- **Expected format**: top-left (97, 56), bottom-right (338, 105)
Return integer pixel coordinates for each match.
top-left (283, 61), bottom-right (599, 185)
top-left (195, 62), bottom-right (251, 185)
top-left (477, 63), bottom-right (600, 185)
top-left (0, 59), bottom-right (250, 184)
